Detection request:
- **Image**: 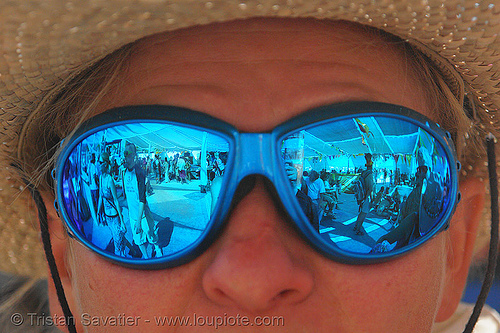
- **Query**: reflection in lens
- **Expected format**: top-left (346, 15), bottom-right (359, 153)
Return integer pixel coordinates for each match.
top-left (281, 116), bottom-right (452, 255)
top-left (61, 122), bottom-right (230, 260)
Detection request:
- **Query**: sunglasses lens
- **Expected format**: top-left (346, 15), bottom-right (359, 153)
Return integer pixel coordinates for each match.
top-left (59, 121), bottom-right (230, 263)
top-left (280, 115), bottom-right (456, 258)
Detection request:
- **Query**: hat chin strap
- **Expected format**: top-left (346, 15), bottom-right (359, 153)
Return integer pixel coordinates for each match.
top-left (27, 135), bottom-right (499, 333)
top-left (25, 183), bottom-right (77, 333)
top-left (464, 134), bottom-right (499, 333)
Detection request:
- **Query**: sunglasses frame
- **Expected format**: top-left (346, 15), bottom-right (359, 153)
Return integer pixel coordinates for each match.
top-left (54, 101), bottom-right (461, 269)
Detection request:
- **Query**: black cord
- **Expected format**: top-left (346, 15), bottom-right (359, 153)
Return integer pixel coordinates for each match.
top-left (27, 183), bottom-right (78, 333)
top-left (463, 134), bottom-right (499, 333)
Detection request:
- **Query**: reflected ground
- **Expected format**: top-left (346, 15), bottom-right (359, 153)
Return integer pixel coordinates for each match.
top-left (319, 192), bottom-right (395, 253)
top-left (318, 177), bottom-right (414, 253)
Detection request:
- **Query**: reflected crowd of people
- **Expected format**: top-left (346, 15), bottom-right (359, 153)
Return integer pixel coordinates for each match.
top-left (64, 139), bottom-right (228, 259)
top-left (288, 147), bottom-right (450, 254)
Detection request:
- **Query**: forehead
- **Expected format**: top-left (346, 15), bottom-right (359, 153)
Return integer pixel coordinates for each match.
top-left (100, 18), bottom-right (429, 130)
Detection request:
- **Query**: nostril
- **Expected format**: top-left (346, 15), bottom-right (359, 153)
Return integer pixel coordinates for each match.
top-left (275, 289), bottom-right (300, 302)
top-left (214, 288), bottom-right (226, 298)
top-left (279, 289), bottom-right (293, 297)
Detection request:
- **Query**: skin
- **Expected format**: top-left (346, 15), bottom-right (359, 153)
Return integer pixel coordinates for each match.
top-left (44, 18), bottom-right (485, 332)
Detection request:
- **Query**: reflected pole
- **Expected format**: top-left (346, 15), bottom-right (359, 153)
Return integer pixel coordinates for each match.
top-left (201, 132), bottom-right (208, 187)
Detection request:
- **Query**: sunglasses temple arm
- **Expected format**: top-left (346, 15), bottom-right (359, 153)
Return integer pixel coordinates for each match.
top-left (26, 182), bottom-right (78, 333)
top-left (463, 133), bottom-right (499, 333)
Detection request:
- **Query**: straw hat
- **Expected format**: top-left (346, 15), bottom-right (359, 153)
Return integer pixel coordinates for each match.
top-left (0, 0), bottom-right (499, 276)
top-left (0, 175), bottom-right (46, 277)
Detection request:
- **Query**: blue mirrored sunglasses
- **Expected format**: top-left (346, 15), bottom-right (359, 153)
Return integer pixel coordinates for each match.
top-left (54, 101), bottom-right (461, 269)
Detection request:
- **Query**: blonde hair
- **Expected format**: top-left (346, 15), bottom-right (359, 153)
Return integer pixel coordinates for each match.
top-left (17, 43), bottom-right (135, 192)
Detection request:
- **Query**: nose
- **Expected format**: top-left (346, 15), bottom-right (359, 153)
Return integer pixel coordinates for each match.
top-left (202, 177), bottom-right (314, 312)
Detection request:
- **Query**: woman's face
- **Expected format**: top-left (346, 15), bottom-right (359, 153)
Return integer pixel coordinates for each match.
top-left (50, 19), bottom-right (476, 332)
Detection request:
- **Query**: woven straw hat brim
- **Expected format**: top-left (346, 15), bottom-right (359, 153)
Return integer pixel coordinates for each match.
top-left (0, 0), bottom-right (499, 276)
top-left (0, 176), bottom-right (46, 277)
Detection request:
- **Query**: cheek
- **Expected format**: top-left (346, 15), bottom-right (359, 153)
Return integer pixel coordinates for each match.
top-left (65, 231), bottom-right (448, 332)
top-left (67, 241), bottom-right (202, 326)
top-left (315, 235), bottom-right (448, 332)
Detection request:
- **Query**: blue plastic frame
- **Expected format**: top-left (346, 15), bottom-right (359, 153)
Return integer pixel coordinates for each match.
top-left (54, 101), bottom-right (460, 269)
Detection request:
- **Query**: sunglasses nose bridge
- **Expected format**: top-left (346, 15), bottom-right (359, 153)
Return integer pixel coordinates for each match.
top-left (236, 133), bottom-right (276, 182)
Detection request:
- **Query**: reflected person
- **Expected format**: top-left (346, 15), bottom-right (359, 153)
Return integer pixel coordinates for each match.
top-left (87, 153), bottom-right (99, 214)
top-left (306, 170), bottom-right (326, 229)
top-left (375, 164), bottom-right (428, 249)
top-left (353, 153), bottom-right (374, 235)
top-left (285, 162), bottom-right (315, 231)
top-left (122, 142), bottom-right (161, 258)
top-left (96, 152), bottom-right (127, 256)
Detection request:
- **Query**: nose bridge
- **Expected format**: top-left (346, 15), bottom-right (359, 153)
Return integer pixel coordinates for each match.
top-left (236, 133), bottom-right (275, 181)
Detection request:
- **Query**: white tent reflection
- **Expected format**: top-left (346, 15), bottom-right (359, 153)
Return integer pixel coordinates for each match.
top-left (95, 123), bottom-right (229, 152)
top-left (300, 116), bottom-right (441, 174)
